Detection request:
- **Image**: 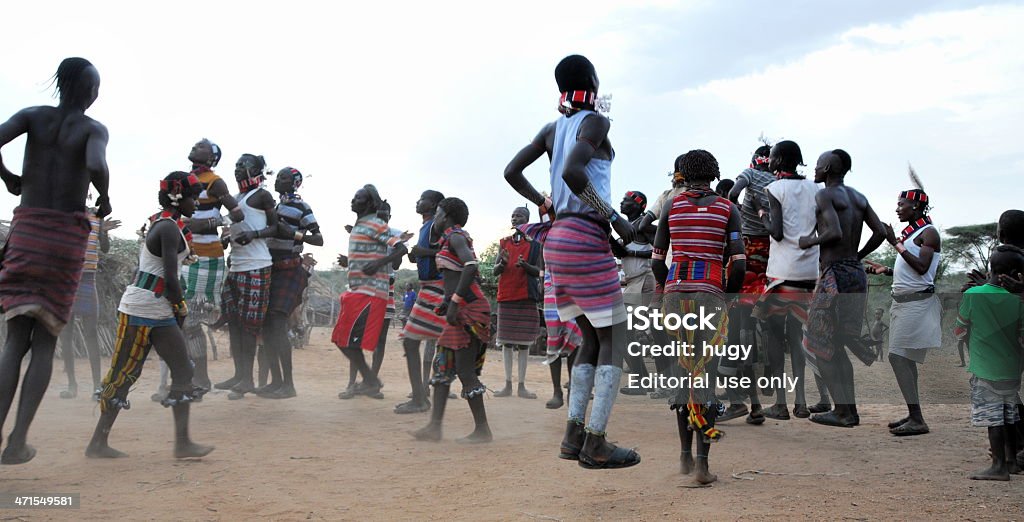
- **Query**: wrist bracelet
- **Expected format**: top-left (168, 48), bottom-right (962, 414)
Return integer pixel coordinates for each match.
top-left (451, 294), bottom-right (465, 305)
top-left (895, 243), bottom-right (907, 254)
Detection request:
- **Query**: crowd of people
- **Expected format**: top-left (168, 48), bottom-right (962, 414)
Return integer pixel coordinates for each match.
top-left (0, 56), bottom-right (1021, 487)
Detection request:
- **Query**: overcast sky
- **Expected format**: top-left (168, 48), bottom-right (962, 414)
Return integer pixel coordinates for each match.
top-left (1, 1), bottom-right (1020, 264)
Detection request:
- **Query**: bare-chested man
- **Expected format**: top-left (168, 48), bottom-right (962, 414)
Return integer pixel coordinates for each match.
top-left (0, 58), bottom-right (111, 464)
top-left (798, 149), bottom-right (886, 428)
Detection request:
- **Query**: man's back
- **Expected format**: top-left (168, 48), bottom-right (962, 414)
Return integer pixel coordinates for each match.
top-left (19, 106), bottom-right (103, 212)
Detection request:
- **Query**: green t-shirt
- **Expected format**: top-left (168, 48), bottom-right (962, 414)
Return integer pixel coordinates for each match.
top-left (957, 284), bottom-right (1024, 381)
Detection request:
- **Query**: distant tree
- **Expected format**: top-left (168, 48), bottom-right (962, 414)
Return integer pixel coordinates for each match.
top-left (944, 223), bottom-right (998, 273)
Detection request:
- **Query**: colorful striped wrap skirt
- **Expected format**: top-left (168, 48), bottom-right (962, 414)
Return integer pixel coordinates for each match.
top-left (544, 216), bottom-right (625, 328)
top-left (0, 206), bottom-right (91, 336)
top-left (496, 299), bottom-right (540, 346)
top-left (400, 279), bottom-right (447, 341)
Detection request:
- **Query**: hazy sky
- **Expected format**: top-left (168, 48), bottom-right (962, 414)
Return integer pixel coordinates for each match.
top-left (1, 1), bottom-right (1020, 263)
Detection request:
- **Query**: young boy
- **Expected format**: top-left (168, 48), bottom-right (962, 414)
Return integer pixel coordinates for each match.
top-left (955, 245), bottom-right (1024, 480)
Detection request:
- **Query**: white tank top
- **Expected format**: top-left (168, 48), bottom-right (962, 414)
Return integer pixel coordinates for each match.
top-left (764, 179), bottom-right (820, 282)
top-left (893, 224), bottom-right (940, 294)
top-left (229, 189), bottom-right (272, 272)
top-left (119, 218), bottom-right (190, 320)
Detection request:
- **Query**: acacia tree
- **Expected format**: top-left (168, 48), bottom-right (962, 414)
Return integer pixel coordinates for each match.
top-left (944, 223), bottom-right (998, 274)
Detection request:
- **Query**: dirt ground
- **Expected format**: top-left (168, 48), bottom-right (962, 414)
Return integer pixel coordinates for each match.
top-left (1, 327), bottom-right (1022, 521)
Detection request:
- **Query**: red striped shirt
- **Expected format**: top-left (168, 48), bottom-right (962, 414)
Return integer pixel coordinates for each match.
top-left (666, 194), bottom-right (731, 294)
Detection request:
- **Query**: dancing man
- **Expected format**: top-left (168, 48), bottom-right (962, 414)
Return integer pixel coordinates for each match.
top-left (611, 191), bottom-right (656, 394)
top-left (504, 54), bottom-right (639, 469)
top-left (718, 145), bottom-right (775, 423)
top-left (86, 171), bottom-right (212, 459)
top-left (493, 206), bottom-right (542, 399)
top-left (798, 149), bottom-right (886, 428)
top-left (181, 138), bottom-right (241, 391)
top-left (258, 167), bottom-right (322, 399)
top-left (394, 190), bottom-right (447, 414)
top-left (218, 154), bottom-right (277, 400)
top-left (752, 140), bottom-right (831, 420)
top-left (333, 186), bottom-right (407, 400)
top-left (0, 58), bottom-right (111, 464)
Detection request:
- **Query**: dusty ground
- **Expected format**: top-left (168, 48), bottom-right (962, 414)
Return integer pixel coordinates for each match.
top-left (0, 327), bottom-right (1022, 521)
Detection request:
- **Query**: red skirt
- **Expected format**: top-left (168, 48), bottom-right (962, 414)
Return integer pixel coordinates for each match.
top-left (438, 293), bottom-right (491, 350)
top-left (332, 292), bottom-right (387, 351)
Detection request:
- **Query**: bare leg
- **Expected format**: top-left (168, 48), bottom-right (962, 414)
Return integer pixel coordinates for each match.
top-left (214, 323), bottom-right (243, 390)
top-left (517, 348), bottom-right (536, 398)
top-left (81, 320), bottom-right (102, 394)
top-left (148, 326), bottom-right (213, 458)
top-left (412, 383), bottom-right (448, 441)
top-left (59, 318), bottom-right (78, 398)
top-left (761, 315), bottom-right (789, 419)
top-left (970, 426), bottom-right (1010, 480)
top-left (546, 357), bottom-right (564, 409)
top-left (888, 353), bottom-right (927, 434)
top-left (256, 313), bottom-right (287, 395)
top-left (0, 318), bottom-right (33, 453)
top-left (676, 408), bottom-right (694, 474)
top-left (2, 321), bottom-right (58, 464)
top-left (454, 343), bottom-right (491, 443)
top-left (495, 345), bottom-right (514, 397)
top-left (227, 329), bottom-right (258, 399)
top-left (371, 319), bottom-right (390, 381)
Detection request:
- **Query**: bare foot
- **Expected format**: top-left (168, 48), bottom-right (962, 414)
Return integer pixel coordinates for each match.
top-left (456, 428), bottom-right (493, 444)
top-left (969, 463), bottom-right (1010, 481)
top-left (411, 424), bottom-right (442, 442)
top-left (694, 468), bottom-right (718, 485)
top-left (175, 442), bottom-right (214, 459)
top-left (1, 444), bottom-right (37, 465)
top-left (545, 393), bottom-right (564, 409)
top-left (85, 443), bottom-right (128, 459)
top-left (680, 451), bottom-right (694, 475)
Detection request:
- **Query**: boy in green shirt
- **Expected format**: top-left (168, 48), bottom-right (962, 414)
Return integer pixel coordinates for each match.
top-left (955, 245), bottom-right (1024, 480)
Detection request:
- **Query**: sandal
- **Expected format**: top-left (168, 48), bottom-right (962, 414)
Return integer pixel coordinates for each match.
top-left (809, 411), bottom-right (856, 428)
top-left (887, 416), bottom-right (910, 429)
top-left (889, 422), bottom-right (929, 437)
